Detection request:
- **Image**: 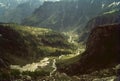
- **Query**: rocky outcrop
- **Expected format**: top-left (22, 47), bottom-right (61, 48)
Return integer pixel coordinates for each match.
top-left (59, 24), bottom-right (120, 75)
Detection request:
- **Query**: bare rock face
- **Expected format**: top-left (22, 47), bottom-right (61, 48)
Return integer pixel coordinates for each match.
top-left (59, 24), bottom-right (120, 75)
top-left (79, 24), bottom-right (120, 73)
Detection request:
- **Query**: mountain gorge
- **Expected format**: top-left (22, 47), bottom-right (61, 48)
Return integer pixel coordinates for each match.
top-left (0, 0), bottom-right (120, 80)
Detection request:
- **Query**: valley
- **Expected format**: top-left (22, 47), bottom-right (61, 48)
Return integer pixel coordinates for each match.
top-left (7, 28), bottom-right (85, 80)
top-left (0, 0), bottom-right (120, 81)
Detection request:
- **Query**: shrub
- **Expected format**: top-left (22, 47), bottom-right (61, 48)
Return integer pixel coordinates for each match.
top-left (22, 70), bottom-right (50, 78)
top-left (10, 69), bottom-right (21, 79)
top-left (0, 71), bottom-right (10, 80)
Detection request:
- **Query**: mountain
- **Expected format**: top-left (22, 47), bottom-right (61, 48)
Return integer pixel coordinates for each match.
top-left (58, 24), bottom-right (120, 76)
top-left (0, 0), bottom-right (43, 23)
top-left (0, 0), bottom-right (43, 9)
top-left (22, 0), bottom-right (120, 32)
top-left (0, 23), bottom-right (74, 70)
top-left (0, 0), bottom-right (120, 80)
top-left (79, 9), bottom-right (120, 43)
top-left (0, 0), bottom-right (34, 11)
top-left (0, 0), bottom-right (21, 9)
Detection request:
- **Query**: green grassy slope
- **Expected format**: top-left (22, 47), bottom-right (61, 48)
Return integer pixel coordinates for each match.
top-left (0, 24), bottom-right (75, 69)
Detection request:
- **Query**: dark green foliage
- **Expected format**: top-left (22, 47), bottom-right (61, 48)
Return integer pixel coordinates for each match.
top-left (10, 69), bottom-right (21, 78)
top-left (22, 70), bottom-right (49, 77)
top-left (0, 69), bottom-right (49, 80)
top-left (40, 31), bottom-right (72, 48)
top-left (52, 49), bottom-right (72, 56)
top-left (0, 71), bottom-right (10, 80)
top-left (0, 24), bottom-right (75, 70)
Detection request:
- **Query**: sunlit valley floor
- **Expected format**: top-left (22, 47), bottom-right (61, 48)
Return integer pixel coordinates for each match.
top-left (0, 24), bottom-right (85, 81)
top-left (0, 23), bottom-right (120, 81)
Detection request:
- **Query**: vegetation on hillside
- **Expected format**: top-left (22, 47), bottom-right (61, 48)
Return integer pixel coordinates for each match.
top-left (0, 23), bottom-right (76, 68)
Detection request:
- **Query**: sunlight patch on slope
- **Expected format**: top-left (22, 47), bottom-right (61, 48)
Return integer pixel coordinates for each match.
top-left (103, 9), bottom-right (118, 15)
top-left (108, 1), bottom-right (120, 7)
top-left (63, 31), bottom-right (78, 45)
top-left (10, 58), bottom-right (50, 72)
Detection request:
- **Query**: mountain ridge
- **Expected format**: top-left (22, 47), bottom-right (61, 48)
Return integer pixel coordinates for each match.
top-left (22, 0), bottom-right (120, 32)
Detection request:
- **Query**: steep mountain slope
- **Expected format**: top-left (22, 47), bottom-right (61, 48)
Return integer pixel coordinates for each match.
top-left (0, 0), bottom-right (43, 23)
top-left (58, 24), bottom-right (120, 75)
top-left (79, 9), bottom-right (120, 42)
top-left (22, 0), bottom-right (120, 31)
top-left (0, 24), bottom-right (74, 69)
top-left (0, 0), bottom-right (35, 14)
top-left (0, 0), bottom-right (22, 9)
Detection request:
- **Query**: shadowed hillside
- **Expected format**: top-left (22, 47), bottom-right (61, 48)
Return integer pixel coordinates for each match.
top-left (58, 24), bottom-right (120, 75)
top-left (79, 10), bottom-right (120, 43)
top-left (0, 24), bottom-right (75, 70)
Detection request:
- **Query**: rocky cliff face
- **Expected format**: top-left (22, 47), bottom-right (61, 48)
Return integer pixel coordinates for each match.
top-left (58, 24), bottom-right (120, 75)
